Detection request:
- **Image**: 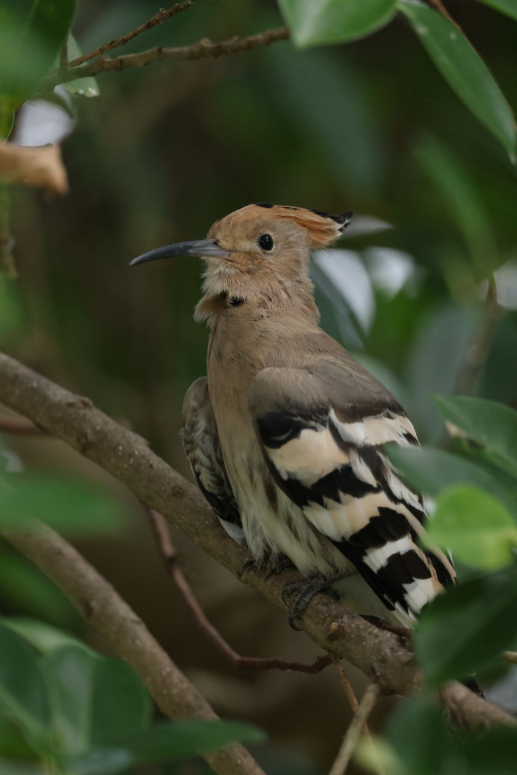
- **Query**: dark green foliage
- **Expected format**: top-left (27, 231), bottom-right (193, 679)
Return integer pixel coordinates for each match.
top-left (0, 621), bottom-right (264, 774)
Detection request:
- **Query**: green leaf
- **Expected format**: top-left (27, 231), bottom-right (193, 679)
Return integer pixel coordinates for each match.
top-left (385, 445), bottom-right (517, 514)
top-left (415, 134), bottom-right (497, 278)
top-left (398, 0), bottom-right (516, 158)
top-left (461, 728), bottom-right (517, 775)
top-left (43, 645), bottom-right (152, 758)
top-left (70, 748), bottom-right (135, 775)
top-left (476, 0), bottom-right (517, 21)
top-left (0, 551), bottom-right (77, 626)
top-left (415, 567), bottom-right (517, 684)
top-left (386, 696), bottom-right (456, 775)
top-left (61, 34), bottom-right (100, 98)
top-left (434, 395), bottom-right (517, 479)
top-left (425, 486), bottom-right (517, 570)
top-left (0, 715), bottom-right (42, 762)
top-left (126, 719), bottom-right (265, 762)
top-left (0, 622), bottom-right (50, 745)
top-left (1, 618), bottom-right (81, 655)
top-left (0, 474), bottom-right (123, 536)
top-left (0, 763), bottom-right (44, 775)
top-left (0, 0), bottom-right (77, 132)
top-left (278, 0), bottom-right (398, 47)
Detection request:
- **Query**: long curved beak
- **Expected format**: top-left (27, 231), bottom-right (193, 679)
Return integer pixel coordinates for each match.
top-left (129, 239), bottom-right (231, 267)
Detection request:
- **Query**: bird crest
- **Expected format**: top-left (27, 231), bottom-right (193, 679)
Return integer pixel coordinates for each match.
top-left (224, 203), bottom-right (353, 247)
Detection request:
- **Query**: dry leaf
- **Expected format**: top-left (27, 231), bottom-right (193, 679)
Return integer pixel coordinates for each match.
top-left (0, 142), bottom-right (68, 195)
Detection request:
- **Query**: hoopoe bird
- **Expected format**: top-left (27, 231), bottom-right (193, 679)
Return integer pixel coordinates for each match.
top-left (130, 203), bottom-right (456, 630)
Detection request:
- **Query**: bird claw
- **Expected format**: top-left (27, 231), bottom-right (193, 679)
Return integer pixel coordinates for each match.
top-left (239, 559), bottom-right (261, 580)
top-left (265, 554), bottom-right (295, 580)
top-left (282, 574), bottom-right (343, 630)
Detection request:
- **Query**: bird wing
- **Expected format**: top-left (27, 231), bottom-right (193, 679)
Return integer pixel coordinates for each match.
top-left (248, 362), bottom-right (455, 624)
top-left (182, 377), bottom-right (244, 543)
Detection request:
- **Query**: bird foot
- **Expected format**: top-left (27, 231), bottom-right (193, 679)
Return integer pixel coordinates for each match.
top-left (361, 615), bottom-right (412, 642)
top-left (282, 573), bottom-right (345, 630)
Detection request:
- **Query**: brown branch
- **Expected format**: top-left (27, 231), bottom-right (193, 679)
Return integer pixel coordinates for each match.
top-left (148, 508), bottom-right (331, 674)
top-left (428, 0), bottom-right (462, 30)
top-left (0, 185), bottom-right (16, 278)
top-left (333, 661), bottom-right (386, 775)
top-left (0, 415), bottom-right (45, 435)
top-left (40, 27), bottom-right (290, 93)
top-left (68, 1), bottom-right (197, 67)
top-left (0, 350), bottom-right (513, 732)
top-left (455, 277), bottom-right (504, 396)
top-left (0, 521), bottom-right (265, 775)
top-left (328, 684), bottom-right (381, 775)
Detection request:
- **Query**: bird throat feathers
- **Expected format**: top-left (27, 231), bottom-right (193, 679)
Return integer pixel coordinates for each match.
top-left (194, 262), bottom-right (319, 327)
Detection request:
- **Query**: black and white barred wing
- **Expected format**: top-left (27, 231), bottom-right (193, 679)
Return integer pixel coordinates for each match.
top-left (249, 365), bottom-right (455, 626)
top-left (182, 377), bottom-right (244, 543)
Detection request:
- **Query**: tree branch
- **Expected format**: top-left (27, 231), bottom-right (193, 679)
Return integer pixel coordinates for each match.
top-left (428, 0), bottom-right (462, 30)
top-left (328, 684), bottom-right (381, 775)
top-left (148, 507), bottom-right (331, 674)
top-left (40, 27), bottom-right (290, 93)
top-left (0, 520), bottom-right (265, 775)
top-left (0, 415), bottom-right (45, 435)
top-left (68, 0), bottom-right (197, 67)
top-left (0, 350), bottom-right (513, 731)
top-left (454, 277), bottom-right (503, 396)
top-left (503, 651), bottom-right (517, 665)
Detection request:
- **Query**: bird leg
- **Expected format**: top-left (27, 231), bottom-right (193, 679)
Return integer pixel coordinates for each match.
top-left (282, 573), bottom-right (347, 630)
top-left (361, 615), bottom-right (412, 642)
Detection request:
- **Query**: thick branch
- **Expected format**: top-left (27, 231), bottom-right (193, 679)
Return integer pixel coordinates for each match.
top-left (1, 521), bottom-right (265, 775)
top-left (68, 0), bottom-right (197, 67)
top-left (42, 27), bottom-right (290, 93)
top-left (0, 351), bottom-right (513, 731)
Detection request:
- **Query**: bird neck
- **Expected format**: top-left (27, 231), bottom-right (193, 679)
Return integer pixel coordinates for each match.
top-left (195, 271), bottom-right (320, 328)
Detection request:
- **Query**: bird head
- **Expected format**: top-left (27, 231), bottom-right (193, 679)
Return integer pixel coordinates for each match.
top-left (130, 204), bottom-right (352, 320)
top-left (130, 203), bottom-right (352, 272)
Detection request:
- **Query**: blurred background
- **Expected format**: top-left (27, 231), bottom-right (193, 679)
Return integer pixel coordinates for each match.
top-left (1, 0), bottom-right (517, 772)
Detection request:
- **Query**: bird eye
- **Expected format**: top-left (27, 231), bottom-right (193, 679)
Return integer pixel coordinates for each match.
top-left (258, 234), bottom-right (274, 251)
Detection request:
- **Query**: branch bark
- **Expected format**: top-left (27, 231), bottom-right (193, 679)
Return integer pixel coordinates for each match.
top-left (41, 27), bottom-right (290, 93)
top-left (1, 520), bottom-right (265, 775)
top-left (0, 351), bottom-right (513, 731)
top-left (68, 0), bottom-right (197, 67)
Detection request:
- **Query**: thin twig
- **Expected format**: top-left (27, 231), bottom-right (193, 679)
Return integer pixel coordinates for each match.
top-left (455, 277), bottom-right (504, 396)
top-left (0, 186), bottom-right (16, 278)
top-left (502, 651), bottom-right (517, 665)
top-left (148, 508), bottom-right (331, 674)
top-left (1, 520), bottom-right (266, 775)
top-left (328, 684), bottom-right (381, 775)
top-left (69, 0), bottom-right (197, 67)
top-left (333, 659), bottom-right (360, 713)
top-left (40, 27), bottom-right (290, 93)
top-left (428, 0), bottom-right (462, 30)
top-left (333, 661), bottom-right (386, 775)
top-left (59, 39), bottom-right (68, 69)
top-left (0, 416), bottom-right (45, 435)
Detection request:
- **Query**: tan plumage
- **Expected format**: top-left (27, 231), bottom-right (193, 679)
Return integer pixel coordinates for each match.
top-left (132, 203), bottom-right (456, 628)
